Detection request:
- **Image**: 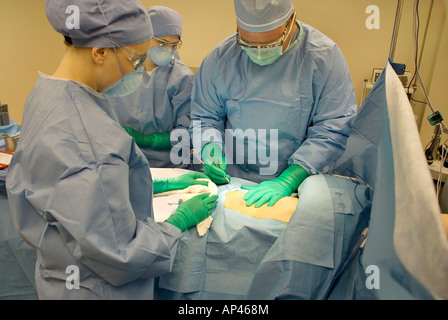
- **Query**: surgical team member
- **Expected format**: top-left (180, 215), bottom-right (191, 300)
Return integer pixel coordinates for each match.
top-left (190, 0), bottom-right (357, 207)
top-left (6, 0), bottom-right (217, 300)
top-left (108, 6), bottom-right (194, 168)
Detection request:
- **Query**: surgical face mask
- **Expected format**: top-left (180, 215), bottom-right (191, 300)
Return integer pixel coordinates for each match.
top-left (148, 47), bottom-right (174, 66)
top-left (242, 45), bottom-right (283, 66)
top-left (103, 67), bottom-right (144, 97)
top-left (241, 21), bottom-right (303, 67)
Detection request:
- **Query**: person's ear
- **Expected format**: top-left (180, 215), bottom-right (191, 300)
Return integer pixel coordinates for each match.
top-left (91, 47), bottom-right (108, 66)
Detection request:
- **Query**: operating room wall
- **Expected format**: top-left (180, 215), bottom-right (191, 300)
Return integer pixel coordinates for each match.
top-left (0, 0), bottom-right (447, 149)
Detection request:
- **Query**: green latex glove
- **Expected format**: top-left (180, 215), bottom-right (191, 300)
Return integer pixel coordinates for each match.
top-left (153, 172), bottom-right (210, 194)
top-left (123, 126), bottom-right (171, 149)
top-left (164, 193), bottom-right (219, 232)
top-left (241, 164), bottom-right (309, 208)
top-left (201, 142), bottom-right (231, 185)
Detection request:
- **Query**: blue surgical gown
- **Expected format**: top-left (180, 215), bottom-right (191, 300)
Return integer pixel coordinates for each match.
top-left (190, 22), bottom-right (357, 183)
top-left (6, 73), bottom-right (181, 300)
top-left (107, 58), bottom-right (194, 168)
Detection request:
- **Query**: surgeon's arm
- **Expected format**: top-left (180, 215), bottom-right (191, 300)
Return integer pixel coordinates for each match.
top-left (288, 47), bottom-right (357, 175)
top-left (200, 142), bottom-right (231, 185)
top-left (189, 49), bottom-right (230, 184)
top-left (241, 164), bottom-right (309, 208)
top-left (123, 126), bottom-right (171, 149)
top-left (153, 171), bottom-right (209, 194)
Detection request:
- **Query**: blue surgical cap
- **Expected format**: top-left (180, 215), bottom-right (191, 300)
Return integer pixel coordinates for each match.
top-left (45, 0), bottom-right (153, 48)
top-left (147, 6), bottom-right (182, 38)
top-left (234, 0), bottom-right (294, 33)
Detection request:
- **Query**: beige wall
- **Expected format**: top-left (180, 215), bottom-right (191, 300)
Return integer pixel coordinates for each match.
top-left (1, 0), bottom-right (447, 149)
top-left (0, 1), bottom-right (65, 124)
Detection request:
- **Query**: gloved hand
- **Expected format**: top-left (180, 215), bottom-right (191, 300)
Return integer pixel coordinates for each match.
top-left (241, 164), bottom-right (309, 208)
top-left (201, 142), bottom-right (231, 185)
top-left (164, 193), bottom-right (219, 232)
top-left (153, 172), bottom-right (210, 194)
top-left (123, 126), bottom-right (171, 149)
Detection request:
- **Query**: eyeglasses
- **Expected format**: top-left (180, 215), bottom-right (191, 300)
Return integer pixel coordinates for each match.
top-left (119, 45), bottom-right (147, 69)
top-left (236, 11), bottom-right (296, 49)
top-left (100, 37), bottom-right (147, 70)
top-left (153, 37), bottom-right (182, 51)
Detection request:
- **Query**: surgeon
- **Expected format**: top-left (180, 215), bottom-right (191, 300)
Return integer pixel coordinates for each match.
top-left (190, 0), bottom-right (357, 208)
top-left (108, 6), bottom-right (195, 168)
top-left (6, 0), bottom-right (217, 300)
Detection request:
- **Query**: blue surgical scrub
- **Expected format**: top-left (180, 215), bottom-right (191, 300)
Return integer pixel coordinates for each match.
top-left (6, 73), bottom-right (181, 299)
top-left (190, 21), bottom-right (357, 183)
top-left (107, 57), bottom-right (193, 168)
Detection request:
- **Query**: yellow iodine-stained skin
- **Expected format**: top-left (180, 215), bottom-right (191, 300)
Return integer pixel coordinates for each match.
top-left (224, 190), bottom-right (299, 223)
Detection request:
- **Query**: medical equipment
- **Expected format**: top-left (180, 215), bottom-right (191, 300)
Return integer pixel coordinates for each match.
top-left (0, 102), bottom-right (9, 125)
top-left (209, 154), bottom-right (230, 183)
top-left (408, 0), bottom-right (445, 133)
top-left (0, 150), bottom-right (13, 169)
top-left (99, 36), bottom-right (149, 70)
top-left (153, 37), bottom-right (182, 51)
top-left (363, 0), bottom-right (410, 102)
top-left (200, 143), bottom-right (231, 185)
top-left (0, 118), bottom-right (20, 156)
top-left (361, 68), bottom-right (415, 104)
top-left (148, 46), bottom-right (174, 67)
top-left (0, 133), bottom-right (18, 153)
top-left (192, 147), bottom-right (224, 176)
top-left (425, 124), bottom-right (442, 164)
top-left (388, 0), bottom-right (406, 76)
top-left (428, 111), bottom-right (444, 126)
top-left (439, 143), bottom-right (448, 168)
top-left (103, 67), bottom-right (145, 97)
